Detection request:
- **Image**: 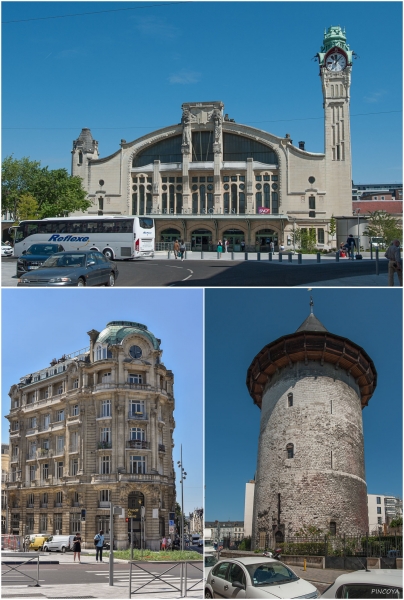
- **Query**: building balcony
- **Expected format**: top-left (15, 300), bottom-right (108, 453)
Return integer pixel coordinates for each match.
top-left (26, 451), bottom-right (37, 460)
top-left (97, 441), bottom-right (112, 450)
top-left (10, 456), bottom-right (19, 463)
top-left (126, 440), bottom-right (150, 450)
top-left (10, 429), bottom-right (20, 437)
top-left (40, 502), bottom-right (48, 508)
top-left (69, 446), bottom-right (79, 453)
top-left (91, 473), bottom-right (118, 484)
top-left (54, 502), bottom-right (63, 507)
top-left (26, 428), bottom-right (38, 436)
top-left (26, 503), bottom-right (34, 509)
top-left (127, 412), bottom-right (149, 421)
top-left (38, 448), bottom-right (51, 458)
top-left (118, 472), bottom-right (170, 484)
top-left (99, 501), bottom-right (110, 508)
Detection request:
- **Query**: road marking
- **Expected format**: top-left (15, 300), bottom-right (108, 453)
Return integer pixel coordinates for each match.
top-left (182, 269), bottom-right (193, 281)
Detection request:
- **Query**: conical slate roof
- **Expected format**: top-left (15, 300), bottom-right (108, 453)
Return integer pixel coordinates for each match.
top-left (96, 321), bottom-right (160, 349)
top-left (74, 128), bottom-right (96, 152)
top-left (295, 312), bottom-right (328, 333)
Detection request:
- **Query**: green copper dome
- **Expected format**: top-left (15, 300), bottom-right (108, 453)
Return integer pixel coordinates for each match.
top-left (96, 321), bottom-right (160, 349)
top-left (318, 25), bottom-right (353, 66)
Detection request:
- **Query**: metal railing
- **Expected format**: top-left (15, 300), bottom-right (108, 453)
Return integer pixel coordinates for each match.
top-left (129, 560), bottom-right (203, 597)
top-left (1, 552), bottom-right (42, 587)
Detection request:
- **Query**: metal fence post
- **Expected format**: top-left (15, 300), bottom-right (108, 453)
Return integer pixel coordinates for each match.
top-left (129, 562), bottom-right (132, 598)
top-left (184, 561), bottom-right (188, 597)
top-left (268, 252), bottom-right (272, 262)
top-left (279, 253), bottom-right (283, 262)
top-left (335, 251), bottom-right (340, 262)
top-left (180, 561), bottom-right (184, 597)
top-left (317, 252), bottom-right (321, 263)
top-left (217, 252), bottom-right (220, 259)
top-left (375, 247), bottom-right (379, 275)
top-left (201, 251), bottom-right (204, 260)
top-left (37, 554), bottom-right (40, 587)
top-left (288, 253), bottom-right (292, 263)
top-left (298, 253), bottom-right (302, 264)
top-left (168, 251), bottom-right (171, 259)
top-left (231, 251), bottom-right (234, 260)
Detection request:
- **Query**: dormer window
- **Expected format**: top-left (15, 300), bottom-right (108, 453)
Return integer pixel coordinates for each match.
top-left (96, 345), bottom-right (109, 361)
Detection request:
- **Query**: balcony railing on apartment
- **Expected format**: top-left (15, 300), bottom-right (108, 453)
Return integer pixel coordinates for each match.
top-left (97, 441), bottom-right (112, 450)
top-left (158, 444), bottom-right (166, 452)
top-left (127, 412), bottom-right (148, 420)
top-left (126, 440), bottom-right (150, 450)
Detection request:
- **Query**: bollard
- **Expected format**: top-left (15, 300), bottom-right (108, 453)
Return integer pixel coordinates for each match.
top-left (288, 253), bottom-right (292, 263)
top-left (279, 253), bottom-right (283, 262)
top-left (298, 253), bottom-right (302, 264)
top-left (303, 558), bottom-right (307, 571)
top-left (168, 251), bottom-right (171, 259)
top-left (317, 252), bottom-right (321, 263)
top-left (257, 252), bottom-right (261, 261)
top-left (370, 245), bottom-right (373, 260)
top-left (201, 251), bottom-right (204, 260)
top-left (375, 247), bottom-right (379, 275)
top-left (217, 252), bottom-right (221, 259)
top-left (184, 561), bottom-right (188, 597)
top-left (268, 252), bottom-right (273, 262)
top-left (231, 251), bottom-right (234, 260)
top-left (335, 251), bottom-right (340, 262)
top-left (244, 252), bottom-right (248, 261)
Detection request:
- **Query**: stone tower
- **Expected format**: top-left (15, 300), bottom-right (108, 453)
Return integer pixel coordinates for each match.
top-left (318, 26), bottom-right (354, 217)
top-left (246, 301), bottom-right (376, 548)
top-left (71, 128), bottom-right (99, 185)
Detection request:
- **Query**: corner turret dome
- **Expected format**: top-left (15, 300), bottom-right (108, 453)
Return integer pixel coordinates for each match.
top-left (96, 321), bottom-right (160, 349)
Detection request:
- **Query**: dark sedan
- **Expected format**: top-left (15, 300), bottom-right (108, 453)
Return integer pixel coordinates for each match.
top-left (16, 243), bottom-right (65, 277)
top-left (17, 250), bottom-right (118, 287)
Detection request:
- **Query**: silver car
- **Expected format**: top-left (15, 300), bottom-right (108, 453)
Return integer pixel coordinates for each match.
top-left (205, 556), bottom-right (319, 598)
top-left (320, 569), bottom-right (403, 598)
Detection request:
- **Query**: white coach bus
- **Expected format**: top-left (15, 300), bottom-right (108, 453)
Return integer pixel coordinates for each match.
top-left (11, 216), bottom-right (155, 259)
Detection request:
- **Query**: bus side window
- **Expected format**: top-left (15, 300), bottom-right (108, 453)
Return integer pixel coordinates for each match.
top-left (67, 222), bottom-right (83, 234)
top-left (56, 223), bottom-right (67, 233)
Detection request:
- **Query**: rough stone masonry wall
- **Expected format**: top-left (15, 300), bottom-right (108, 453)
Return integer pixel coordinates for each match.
top-left (252, 361), bottom-right (369, 547)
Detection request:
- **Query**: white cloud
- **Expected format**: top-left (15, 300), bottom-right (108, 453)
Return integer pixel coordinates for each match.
top-left (134, 16), bottom-right (179, 40)
top-left (168, 70), bottom-right (201, 85)
top-left (364, 90), bottom-right (387, 103)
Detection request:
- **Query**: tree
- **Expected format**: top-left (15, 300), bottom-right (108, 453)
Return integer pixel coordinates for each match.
top-left (363, 211), bottom-right (402, 247)
top-left (16, 193), bottom-right (40, 221)
top-left (2, 155), bottom-right (41, 219)
top-left (389, 517), bottom-right (403, 529)
top-left (293, 227), bottom-right (317, 252)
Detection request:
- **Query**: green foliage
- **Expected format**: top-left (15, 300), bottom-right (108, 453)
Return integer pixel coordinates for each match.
top-left (329, 215), bottom-right (337, 238)
top-left (295, 524), bottom-right (323, 537)
top-left (238, 537), bottom-right (251, 551)
top-left (390, 518), bottom-right (403, 528)
top-left (2, 155), bottom-right (91, 219)
top-left (293, 227), bottom-right (317, 252)
top-left (280, 541), bottom-right (326, 556)
top-left (363, 211), bottom-right (402, 246)
top-left (17, 193), bottom-right (40, 221)
top-left (104, 549), bottom-right (201, 561)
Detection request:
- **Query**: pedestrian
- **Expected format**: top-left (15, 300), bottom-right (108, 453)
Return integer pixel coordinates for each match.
top-left (241, 240), bottom-right (245, 252)
top-left (224, 238), bottom-right (229, 253)
top-left (280, 243), bottom-right (285, 252)
top-left (73, 532), bottom-right (82, 563)
top-left (179, 239), bottom-right (186, 261)
top-left (161, 536), bottom-right (167, 551)
top-left (173, 239), bottom-right (179, 259)
top-left (269, 241), bottom-right (274, 255)
top-left (346, 234), bottom-right (356, 260)
top-left (94, 530), bottom-right (105, 562)
top-left (217, 240), bottom-right (223, 254)
top-left (385, 239), bottom-right (403, 286)
top-left (167, 535), bottom-right (172, 550)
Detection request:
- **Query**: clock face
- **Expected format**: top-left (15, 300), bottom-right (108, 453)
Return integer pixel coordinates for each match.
top-left (325, 52), bottom-right (347, 72)
top-left (129, 345), bottom-right (142, 359)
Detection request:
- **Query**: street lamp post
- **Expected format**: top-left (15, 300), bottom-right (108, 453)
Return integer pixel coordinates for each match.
top-left (177, 445), bottom-right (187, 551)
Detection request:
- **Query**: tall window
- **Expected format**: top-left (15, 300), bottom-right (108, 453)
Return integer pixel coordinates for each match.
top-left (330, 521), bottom-right (337, 535)
top-left (130, 428), bottom-right (145, 441)
top-left (27, 493), bottom-right (34, 508)
top-left (376, 497), bottom-right (381, 504)
top-left (29, 465), bottom-right (36, 481)
top-left (71, 459), bottom-right (79, 476)
top-left (55, 491), bottom-right (63, 506)
top-left (130, 455), bottom-right (146, 474)
top-left (130, 400), bottom-right (145, 416)
top-left (57, 462), bottom-right (64, 479)
top-left (100, 490), bottom-right (110, 504)
top-left (102, 372), bottom-right (111, 383)
top-left (286, 444), bottom-right (294, 459)
top-left (72, 404), bottom-right (79, 416)
top-left (317, 228), bottom-right (325, 244)
top-left (54, 513), bottom-right (63, 533)
top-left (56, 409), bottom-right (65, 422)
top-left (40, 514), bottom-right (48, 532)
top-left (287, 393), bottom-right (293, 407)
top-left (101, 456), bottom-right (111, 474)
top-left (128, 374), bottom-right (143, 384)
top-left (41, 493), bottom-right (48, 508)
top-left (73, 492), bottom-right (79, 506)
top-left (26, 515), bottom-right (34, 534)
top-left (70, 431), bottom-right (79, 452)
top-left (57, 436), bottom-right (64, 454)
top-left (100, 428), bottom-right (111, 443)
top-left (73, 379), bottom-right (79, 389)
top-left (70, 513), bottom-right (81, 534)
top-left (101, 400), bottom-right (111, 417)
top-left (44, 414), bottom-right (50, 428)
top-left (42, 463), bottom-right (49, 480)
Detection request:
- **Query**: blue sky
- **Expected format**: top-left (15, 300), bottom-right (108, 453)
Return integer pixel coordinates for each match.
top-left (1, 288), bottom-right (203, 515)
top-left (205, 288), bottom-right (403, 521)
top-left (2, 1), bottom-right (402, 183)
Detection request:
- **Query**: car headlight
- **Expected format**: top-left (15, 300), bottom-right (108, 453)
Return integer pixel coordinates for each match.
top-left (18, 278), bottom-right (29, 284)
top-left (48, 277), bottom-right (72, 283)
top-left (17, 259), bottom-right (24, 264)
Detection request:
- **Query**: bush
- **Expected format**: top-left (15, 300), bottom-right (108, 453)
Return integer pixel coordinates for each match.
top-left (238, 537), bottom-right (251, 551)
top-left (280, 541), bottom-right (326, 556)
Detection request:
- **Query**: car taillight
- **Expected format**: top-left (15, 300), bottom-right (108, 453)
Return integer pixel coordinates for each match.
top-left (135, 239), bottom-right (139, 251)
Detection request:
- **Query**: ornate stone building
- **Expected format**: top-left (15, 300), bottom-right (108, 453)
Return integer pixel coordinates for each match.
top-left (70, 26), bottom-right (356, 251)
top-left (5, 321), bottom-right (175, 550)
top-left (246, 302), bottom-right (377, 549)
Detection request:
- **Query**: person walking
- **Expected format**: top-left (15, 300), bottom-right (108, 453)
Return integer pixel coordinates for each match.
top-left (94, 530), bottom-right (105, 562)
top-left (224, 238), bottom-right (229, 253)
top-left (217, 240), bottom-right (223, 255)
top-left (385, 239), bottom-right (402, 286)
top-left (241, 240), bottom-right (245, 252)
top-left (173, 239), bottom-right (179, 259)
top-left (179, 240), bottom-right (186, 261)
top-left (72, 532), bottom-right (82, 563)
top-left (269, 241), bottom-right (274, 255)
top-left (161, 536), bottom-right (167, 551)
top-left (346, 234), bottom-right (356, 260)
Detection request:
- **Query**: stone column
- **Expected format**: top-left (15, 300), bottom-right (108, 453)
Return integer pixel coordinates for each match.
top-left (213, 108), bottom-right (223, 214)
top-left (152, 160), bottom-right (160, 212)
top-left (246, 158), bottom-right (254, 213)
top-left (181, 107), bottom-right (192, 213)
top-left (150, 407), bottom-right (157, 472)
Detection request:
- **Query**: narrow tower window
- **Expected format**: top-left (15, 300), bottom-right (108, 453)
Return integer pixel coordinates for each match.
top-left (287, 393), bottom-right (293, 407)
top-left (286, 443), bottom-right (294, 459)
top-left (330, 521), bottom-right (337, 535)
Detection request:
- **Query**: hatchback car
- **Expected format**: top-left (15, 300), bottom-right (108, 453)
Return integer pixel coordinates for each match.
top-left (320, 568), bottom-right (403, 598)
top-left (16, 243), bottom-right (65, 276)
top-left (205, 557), bottom-right (319, 599)
top-left (17, 250), bottom-right (118, 287)
top-left (205, 552), bottom-right (218, 580)
top-left (1, 243), bottom-right (13, 257)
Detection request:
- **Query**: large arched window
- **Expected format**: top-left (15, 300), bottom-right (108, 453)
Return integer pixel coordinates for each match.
top-left (223, 133), bottom-right (278, 164)
top-left (192, 131), bottom-right (214, 161)
top-left (132, 136), bottom-right (182, 168)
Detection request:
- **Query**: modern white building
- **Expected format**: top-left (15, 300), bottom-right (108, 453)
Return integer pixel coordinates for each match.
top-left (368, 494), bottom-right (403, 533)
top-left (70, 26), bottom-right (359, 252)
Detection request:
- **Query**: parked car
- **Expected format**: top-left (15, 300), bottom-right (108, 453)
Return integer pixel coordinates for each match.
top-left (320, 568), bottom-right (403, 598)
top-left (29, 534), bottom-right (50, 551)
top-left (17, 250), bottom-right (119, 287)
top-left (16, 243), bottom-right (65, 276)
top-left (205, 556), bottom-right (319, 598)
top-left (204, 551), bottom-right (218, 580)
top-left (43, 535), bottom-right (76, 553)
top-left (387, 549), bottom-right (402, 558)
top-left (1, 243), bottom-right (13, 257)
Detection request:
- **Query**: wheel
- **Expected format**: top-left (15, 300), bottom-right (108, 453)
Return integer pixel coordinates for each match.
top-left (103, 248), bottom-right (114, 260)
top-left (77, 278), bottom-right (86, 287)
top-left (205, 590), bottom-right (213, 599)
top-left (106, 272), bottom-right (115, 287)
top-left (61, 546), bottom-right (66, 553)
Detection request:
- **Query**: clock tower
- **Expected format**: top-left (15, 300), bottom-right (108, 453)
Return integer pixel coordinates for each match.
top-left (318, 26), bottom-right (354, 216)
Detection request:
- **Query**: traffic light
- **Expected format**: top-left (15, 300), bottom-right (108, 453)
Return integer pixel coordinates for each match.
top-left (125, 518), bottom-right (129, 523)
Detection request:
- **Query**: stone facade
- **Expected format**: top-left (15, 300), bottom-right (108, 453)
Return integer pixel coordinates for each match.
top-left (246, 310), bottom-right (377, 548)
top-left (5, 321), bottom-right (175, 550)
top-left (69, 27), bottom-right (356, 252)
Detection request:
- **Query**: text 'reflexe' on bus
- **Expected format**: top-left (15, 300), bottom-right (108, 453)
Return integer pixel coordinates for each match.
top-left (10, 216), bottom-right (155, 259)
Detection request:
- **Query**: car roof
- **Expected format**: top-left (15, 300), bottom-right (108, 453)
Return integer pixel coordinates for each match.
top-left (215, 557), bottom-right (279, 566)
top-left (53, 251), bottom-right (95, 255)
top-left (331, 569), bottom-right (403, 584)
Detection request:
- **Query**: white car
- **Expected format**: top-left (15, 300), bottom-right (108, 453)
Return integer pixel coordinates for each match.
top-left (204, 551), bottom-right (218, 580)
top-left (320, 568), bottom-right (403, 598)
top-left (1, 243), bottom-right (13, 257)
top-left (205, 556), bottom-right (319, 598)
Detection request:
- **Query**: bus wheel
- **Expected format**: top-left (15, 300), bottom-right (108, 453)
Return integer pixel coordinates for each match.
top-left (103, 248), bottom-right (114, 260)
top-left (106, 273), bottom-right (115, 287)
top-left (77, 278), bottom-right (86, 287)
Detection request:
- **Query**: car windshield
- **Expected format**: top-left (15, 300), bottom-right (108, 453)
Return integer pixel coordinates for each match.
top-left (26, 244), bottom-right (60, 255)
top-left (246, 562), bottom-right (299, 587)
top-left (42, 254), bottom-right (86, 268)
top-left (205, 555), bottom-right (218, 568)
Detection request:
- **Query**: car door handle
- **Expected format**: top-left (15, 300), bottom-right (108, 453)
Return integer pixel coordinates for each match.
top-left (211, 579), bottom-right (215, 584)
top-left (224, 585), bottom-right (228, 590)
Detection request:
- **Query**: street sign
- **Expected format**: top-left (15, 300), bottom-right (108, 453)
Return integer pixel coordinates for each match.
top-left (169, 526), bottom-right (175, 534)
top-left (169, 520), bottom-right (175, 526)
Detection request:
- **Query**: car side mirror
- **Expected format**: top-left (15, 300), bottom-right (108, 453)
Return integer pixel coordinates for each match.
top-left (22, 250), bottom-right (26, 255)
top-left (87, 260), bottom-right (95, 266)
top-left (232, 581), bottom-right (245, 590)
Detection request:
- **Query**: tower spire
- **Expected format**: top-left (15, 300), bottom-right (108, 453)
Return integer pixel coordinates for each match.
top-left (310, 295), bottom-right (314, 315)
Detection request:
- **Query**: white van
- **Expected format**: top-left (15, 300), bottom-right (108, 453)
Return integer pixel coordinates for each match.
top-left (43, 535), bottom-right (76, 553)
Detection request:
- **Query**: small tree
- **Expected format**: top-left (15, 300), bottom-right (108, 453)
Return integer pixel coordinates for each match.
top-left (363, 211), bottom-right (402, 246)
top-left (295, 227), bottom-right (317, 252)
top-left (16, 193), bottom-right (40, 221)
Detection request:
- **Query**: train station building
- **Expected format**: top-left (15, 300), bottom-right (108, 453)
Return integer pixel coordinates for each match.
top-left (71, 26), bottom-right (356, 251)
